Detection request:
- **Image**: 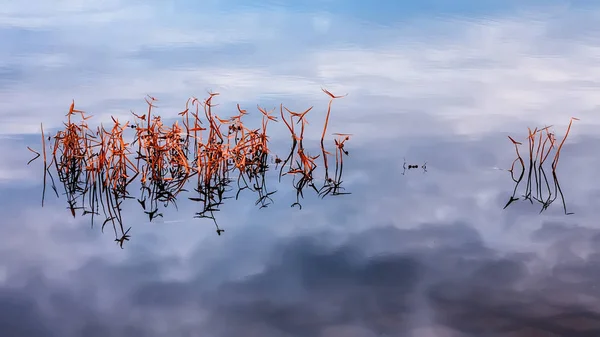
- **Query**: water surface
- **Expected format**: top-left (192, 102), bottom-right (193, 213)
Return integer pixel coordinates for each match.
top-left (2, 1), bottom-right (600, 336)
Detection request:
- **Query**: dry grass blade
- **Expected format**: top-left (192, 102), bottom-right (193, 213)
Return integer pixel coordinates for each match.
top-left (32, 90), bottom-right (354, 248)
top-left (503, 118), bottom-right (578, 215)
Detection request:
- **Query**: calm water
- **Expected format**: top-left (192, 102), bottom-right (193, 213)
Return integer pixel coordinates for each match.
top-left (2, 1), bottom-right (600, 336)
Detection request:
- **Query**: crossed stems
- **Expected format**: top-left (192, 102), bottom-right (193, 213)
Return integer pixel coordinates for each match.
top-left (28, 90), bottom-right (351, 247)
top-left (504, 117), bottom-right (579, 215)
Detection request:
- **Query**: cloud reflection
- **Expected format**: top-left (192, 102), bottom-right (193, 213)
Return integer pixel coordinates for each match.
top-left (2, 1), bottom-right (600, 336)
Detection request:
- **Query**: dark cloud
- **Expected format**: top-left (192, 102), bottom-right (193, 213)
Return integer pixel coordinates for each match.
top-left (3, 127), bottom-right (600, 336)
top-left (1, 217), bottom-right (599, 336)
top-left (4, 1), bottom-right (600, 336)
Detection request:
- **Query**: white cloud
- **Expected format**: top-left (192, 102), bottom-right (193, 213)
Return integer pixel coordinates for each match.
top-left (1, 4), bottom-right (600, 141)
top-left (1, 3), bottom-right (599, 238)
top-left (0, 0), bottom-right (148, 28)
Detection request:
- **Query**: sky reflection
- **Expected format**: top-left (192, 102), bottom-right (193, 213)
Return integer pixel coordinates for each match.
top-left (2, 1), bottom-right (600, 336)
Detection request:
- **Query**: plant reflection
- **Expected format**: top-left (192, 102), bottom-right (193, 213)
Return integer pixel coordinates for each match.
top-left (27, 90), bottom-right (352, 248)
top-left (402, 158), bottom-right (427, 175)
top-left (503, 117), bottom-right (579, 215)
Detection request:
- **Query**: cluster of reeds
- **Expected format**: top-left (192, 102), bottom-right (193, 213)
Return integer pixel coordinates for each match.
top-left (27, 89), bottom-right (351, 247)
top-left (503, 117), bottom-right (579, 215)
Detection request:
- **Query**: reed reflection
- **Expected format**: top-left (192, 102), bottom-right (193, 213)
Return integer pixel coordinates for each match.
top-left (26, 89), bottom-right (352, 248)
top-left (503, 117), bottom-right (579, 215)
